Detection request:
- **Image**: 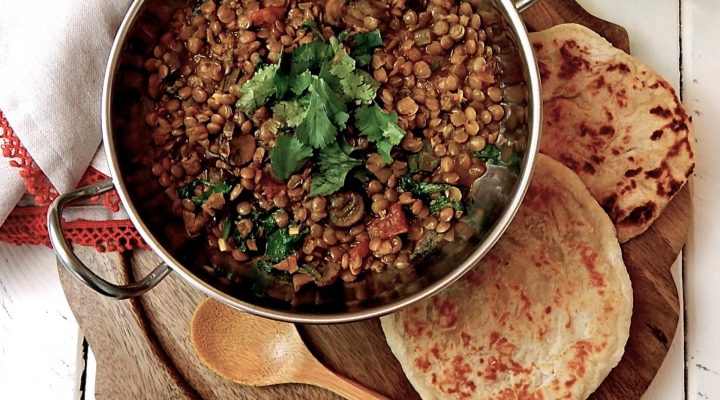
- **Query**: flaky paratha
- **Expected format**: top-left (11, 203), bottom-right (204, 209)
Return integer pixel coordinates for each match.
top-left (381, 155), bottom-right (632, 400)
top-left (530, 24), bottom-right (695, 242)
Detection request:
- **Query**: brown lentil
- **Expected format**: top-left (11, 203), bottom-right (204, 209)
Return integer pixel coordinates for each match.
top-left (143, 0), bottom-right (510, 302)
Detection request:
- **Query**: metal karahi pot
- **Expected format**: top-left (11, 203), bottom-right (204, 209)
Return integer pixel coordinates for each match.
top-left (48, 0), bottom-right (542, 324)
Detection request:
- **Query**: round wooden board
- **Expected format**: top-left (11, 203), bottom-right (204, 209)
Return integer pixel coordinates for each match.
top-left (58, 1), bottom-right (687, 399)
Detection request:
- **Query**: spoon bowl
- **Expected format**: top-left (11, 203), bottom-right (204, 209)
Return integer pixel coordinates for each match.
top-left (190, 298), bottom-right (389, 399)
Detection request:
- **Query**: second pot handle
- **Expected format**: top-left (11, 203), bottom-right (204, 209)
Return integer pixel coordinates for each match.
top-left (515, 0), bottom-right (539, 12)
top-left (47, 179), bottom-right (171, 299)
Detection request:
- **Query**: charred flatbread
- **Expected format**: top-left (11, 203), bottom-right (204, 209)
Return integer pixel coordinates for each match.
top-left (381, 154), bottom-right (633, 400)
top-left (530, 24), bottom-right (695, 242)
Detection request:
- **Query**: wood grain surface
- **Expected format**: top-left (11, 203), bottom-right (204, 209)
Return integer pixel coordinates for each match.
top-left (57, 1), bottom-right (687, 399)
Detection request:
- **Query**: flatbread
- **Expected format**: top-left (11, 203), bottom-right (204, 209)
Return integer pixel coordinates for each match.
top-left (381, 154), bottom-right (633, 400)
top-left (530, 24), bottom-right (695, 242)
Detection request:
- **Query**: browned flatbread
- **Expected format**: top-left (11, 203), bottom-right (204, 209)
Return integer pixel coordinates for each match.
top-left (530, 24), bottom-right (695, 242)
top-left (381, 154), bottom-right (632, 400)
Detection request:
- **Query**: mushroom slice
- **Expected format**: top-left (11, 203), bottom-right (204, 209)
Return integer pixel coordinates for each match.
top-left (328, 191), bottom-right (365, 228)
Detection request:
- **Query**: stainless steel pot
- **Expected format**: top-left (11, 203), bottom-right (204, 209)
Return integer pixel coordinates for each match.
top-left (48, 0), bottom-right (542, 324)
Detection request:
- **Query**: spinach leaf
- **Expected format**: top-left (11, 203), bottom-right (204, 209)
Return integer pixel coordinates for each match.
top-left (429, 196), bottom-right (464, 215)
top-left (267, 227), bottom-right (305, 263)
top-left (193, 182), bottom-right (231, 206)
top-left (474, 143), bottom-right (522, 171)
top-left (398, 174), bottom-right (452, 197)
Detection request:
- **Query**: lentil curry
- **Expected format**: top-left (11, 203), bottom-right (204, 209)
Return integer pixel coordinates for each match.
top-left (138, 0), bottom-right (526, 307)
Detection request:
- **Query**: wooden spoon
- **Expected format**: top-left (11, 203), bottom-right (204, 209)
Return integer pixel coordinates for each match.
top-left (190, 298), bottom-right (389, 400)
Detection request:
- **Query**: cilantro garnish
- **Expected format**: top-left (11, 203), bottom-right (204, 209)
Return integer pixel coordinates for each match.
top-left (352, 29), bottom-right (383, 66)
top-left (290, 70), bottom-right (312, 96)
top-left (272, 101), bottom-right (306, 127)
top-left (235, 28), bottom-right (404, 195)
top-left (307, 76), bottom-right (349, 128)
top-left (354, 104), bottom-right (405, 163)
top-left (297, 91), bottom-right (339, 149)
top-left (236, 64), bottom-right (279, 115)
top-left (290, 41), bottom-right (332, 76)
top-left (270, 135), bottom-right (313, 180)
top-left (309, 143), bottom-right (362, 197)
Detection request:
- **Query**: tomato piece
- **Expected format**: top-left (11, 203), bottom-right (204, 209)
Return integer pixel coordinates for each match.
top-left (349, 240), bottom-right (370, 260)
top-left (260, 176), bottom-right (286, 198)
top-left (249, 7), bottom-right (286, 25)
top-left (368, 203), bottom-right (409, 239)
top-left (273, 254), bottom-right (299, 274)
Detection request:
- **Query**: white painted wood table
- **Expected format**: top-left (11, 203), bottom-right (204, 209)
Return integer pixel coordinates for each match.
top-left (0, 0), bottom-right (718, 398)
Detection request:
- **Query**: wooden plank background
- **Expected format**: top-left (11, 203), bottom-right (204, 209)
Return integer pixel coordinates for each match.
top-left (0, 0), bottom-right (718, 399)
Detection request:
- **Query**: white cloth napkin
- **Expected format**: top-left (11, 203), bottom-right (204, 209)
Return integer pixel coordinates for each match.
top-left (0, 0), bottom-right (133, 225)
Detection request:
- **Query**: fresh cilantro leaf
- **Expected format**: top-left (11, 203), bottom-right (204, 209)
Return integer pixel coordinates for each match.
top-left (340, 70), bottom-right (379, 105)
top-left (339, 136), bottom-right (355, 155)
top-left (354, 104), bottom-right (405, 163)
top-left (309, 77), bottom-right (349, 128)
top-left (297, 92), bottom-right (338, 149)
top-left (271, 135), bottom-right (313, 180)
top-left (290, 40), bottom-right (332, 76)
top-left (272, 101), bottom-right (306, 127)
top-left (352, 29), bottom-right (383, 66)
top-left (327, 46), bottom-right (378, 104)
top-left (309, 143), bottom-right (362, 196)
top-left (290, 70), bottom-right (312, 96)
top-left (274, 52), bottom-right (292, 99)
top-left (328, 36), bottom-right (345, 54)
top-left (267, 227), bottom-right (305, 263)
top-left (375, 140), bottom-right (397, 164)
top-left (354, 104), bottom-right (397, 142)
top-left (329, 47), bottom-right (355, 78)
top-left (236, 64), bottom-right (279, 115)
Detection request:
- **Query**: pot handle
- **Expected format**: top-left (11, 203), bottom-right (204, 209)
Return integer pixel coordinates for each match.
top-left (47, 179), bottom-right (171, 299)
top-left (514, 0), bottom-right (539, 12)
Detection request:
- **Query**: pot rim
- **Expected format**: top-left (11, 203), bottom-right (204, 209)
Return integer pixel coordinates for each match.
top-left (101, 0), bottom-right (542, 324)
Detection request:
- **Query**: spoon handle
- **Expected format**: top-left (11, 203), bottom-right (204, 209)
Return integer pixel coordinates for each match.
top-left (305, 364), bottom-right (390, 400)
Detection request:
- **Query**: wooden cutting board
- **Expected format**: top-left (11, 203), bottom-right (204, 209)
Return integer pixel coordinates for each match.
top-left (58, 1), bottom-right (688, 399)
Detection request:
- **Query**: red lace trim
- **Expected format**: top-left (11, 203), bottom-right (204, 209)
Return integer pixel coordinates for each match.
top-left (0, 110), bottom-right (147, 251)
top-left (0, 206), bottom-right (144, 252)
